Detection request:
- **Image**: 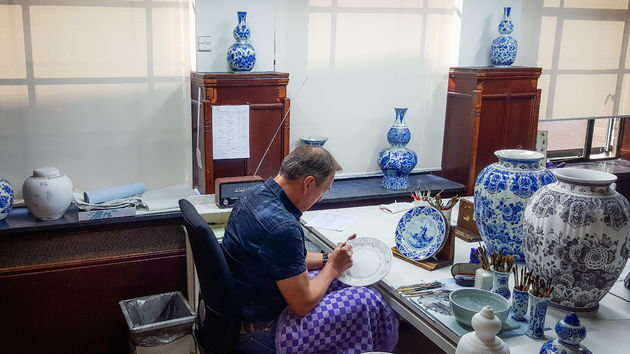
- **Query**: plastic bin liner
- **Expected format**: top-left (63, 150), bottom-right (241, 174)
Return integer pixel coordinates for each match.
top-left (119, 291), bottom-right (196, 347)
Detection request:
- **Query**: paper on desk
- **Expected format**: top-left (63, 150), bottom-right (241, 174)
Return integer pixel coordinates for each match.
top-left (379, 201), bottom-right (413, 214)
top-left (140, 184), bottom-right (199, 212)
top-left (306, 212), bottom-right (357, 232)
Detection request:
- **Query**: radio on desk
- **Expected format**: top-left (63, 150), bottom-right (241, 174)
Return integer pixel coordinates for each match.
top-left (215, 176), bottom-right (264, 208)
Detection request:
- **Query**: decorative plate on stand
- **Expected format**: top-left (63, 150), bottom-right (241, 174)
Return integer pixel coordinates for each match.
top-left (395, 206), bottom-right (448, 261)
top-left (338, 237), bottom-right (393, 286)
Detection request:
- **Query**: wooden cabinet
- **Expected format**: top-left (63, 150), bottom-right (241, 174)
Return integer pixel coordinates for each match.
top-left (191, 72), bottom-right (290, 194)
top-left (438, 67), bottom-right (542, 195)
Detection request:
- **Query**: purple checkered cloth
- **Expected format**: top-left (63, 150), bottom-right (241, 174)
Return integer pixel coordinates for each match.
top-left (275, 270), bottom-right (399, 353)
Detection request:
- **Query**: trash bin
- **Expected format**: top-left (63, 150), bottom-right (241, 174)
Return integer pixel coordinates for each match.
top-left (119, 291), bottom-right (196, 354)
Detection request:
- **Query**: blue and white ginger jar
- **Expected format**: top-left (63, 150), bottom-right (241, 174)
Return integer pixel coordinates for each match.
top-left (540, 313), bottom-right (592, 354)
top-left (523, 168), bottom-right (630, 312)
top-left (0, 178), bottom-right (14, 221)
top-left (227, 11), bottom-right (256, 72)
top-left (490, 7), bottom-right (518, 67)
top-left (474, 149), bottom-right (555, 263)
top-left (377, 107), bottom-right (417, 190)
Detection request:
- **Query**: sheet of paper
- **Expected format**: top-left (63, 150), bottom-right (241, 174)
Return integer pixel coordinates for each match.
top-left (379, 202), bottom-right (414, 214)
top-left (306, 212), bottom-right (357, 232)
top-left (212, 105), bottom-right (250, 159)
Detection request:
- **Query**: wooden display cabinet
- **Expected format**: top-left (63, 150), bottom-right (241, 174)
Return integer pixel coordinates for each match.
top-left (438, 67), bottom-right (542, 195)
top-left (191, 72), bottom-right (290, 194)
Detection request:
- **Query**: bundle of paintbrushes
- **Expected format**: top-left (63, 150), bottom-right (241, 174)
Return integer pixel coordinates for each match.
top-left (396, 281), bottom-right (443, 297)
top-left (475, 245), bottom-right (491, 271)
top-left (528, 275), bottom-right (554, 298)
top-left (490, 250), bottom-right (515, 273)
top-left (512, 265), bottom-right (532, 291)
top-left (410, 188), bottom-right (460, 211)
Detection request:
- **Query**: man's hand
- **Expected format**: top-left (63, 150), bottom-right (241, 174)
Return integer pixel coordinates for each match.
top-left (328, 233), bottom-right (356, 276)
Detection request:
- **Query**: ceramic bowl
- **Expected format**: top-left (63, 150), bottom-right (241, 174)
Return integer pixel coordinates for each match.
top-left (449, 288), bottom-right (510, 327)
top-left (300, 136), bottom-right (328, 146)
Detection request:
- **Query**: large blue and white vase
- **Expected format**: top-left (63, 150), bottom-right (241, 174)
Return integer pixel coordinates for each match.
top-left (490, 7), bottom-right (518, 67)
top-left (377, 107), bottom-right (417, 190)
top-left (0, 178), bottom-right (14, 222)
top-left (523, 168), bottom-right (630, 312)
top-left (227, 11), bottom-right (256, 72)
top-left (474, 149), bottom-right (555, 263)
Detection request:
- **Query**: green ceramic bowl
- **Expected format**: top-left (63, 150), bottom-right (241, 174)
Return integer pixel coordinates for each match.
top-left (449, 288), bottom-right (510, 327)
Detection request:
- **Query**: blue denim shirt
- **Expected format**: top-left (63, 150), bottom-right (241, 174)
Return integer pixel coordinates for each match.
top-left (223, 178), bottom-right (307, 322)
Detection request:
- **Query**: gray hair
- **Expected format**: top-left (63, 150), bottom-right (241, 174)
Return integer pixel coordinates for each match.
top-left (279, 145), bottom-right (342, 185)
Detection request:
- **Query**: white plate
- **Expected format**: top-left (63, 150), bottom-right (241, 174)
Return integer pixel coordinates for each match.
top-left (338, 237), bottom-right (393, 286)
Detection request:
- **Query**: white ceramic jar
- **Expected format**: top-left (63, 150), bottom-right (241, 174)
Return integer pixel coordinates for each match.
top-left (23, 167), bottom-right (73, 220)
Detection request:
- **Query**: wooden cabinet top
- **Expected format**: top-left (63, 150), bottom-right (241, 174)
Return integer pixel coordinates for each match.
top-left (449, 66), bottom-right (541, 79)
top-left (191, 71), bottom-right (289, 87)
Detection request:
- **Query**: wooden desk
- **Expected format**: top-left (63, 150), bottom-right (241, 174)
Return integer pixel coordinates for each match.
top-left (302, 205), bottom-right (630, 353)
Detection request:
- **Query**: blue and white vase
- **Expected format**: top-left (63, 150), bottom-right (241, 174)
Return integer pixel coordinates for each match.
top-left (490, 267), bottom-right (511, 300)
top-left (526, 292), bottom-right (550, 339)
top-left (377, 107), bottom-right (417, 190)
top-left (540, 313), bottom-right (592, 354)
top-left (490, 7), bottom-right (518, 67)
top-left (511, 287), bottom-right (529, 321)
top-left (0, 178), bottom-right (14, 222)
top-left (523, 168), bottom-right (630, 312)
top-left (227, 11), bottom-right (256, 72)
top-left (474, 149), bottom-right (555, 263)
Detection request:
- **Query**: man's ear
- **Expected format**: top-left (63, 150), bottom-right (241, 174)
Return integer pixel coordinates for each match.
top-left (303, 175), bottom-right (316, 191)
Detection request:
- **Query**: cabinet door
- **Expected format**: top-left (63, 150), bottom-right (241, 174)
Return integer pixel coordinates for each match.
top-left (247, 103), bottom-right (288, 178)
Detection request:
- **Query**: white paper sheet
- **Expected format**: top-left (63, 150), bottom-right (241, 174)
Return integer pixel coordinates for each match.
top-left (306, 212), bottom-right (357, 232)
top-left (212, 105), bottom-right (250, 159)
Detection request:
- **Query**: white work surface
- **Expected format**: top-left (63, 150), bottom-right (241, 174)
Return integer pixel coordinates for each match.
top-left (301, 205), bottom-right (630, 354)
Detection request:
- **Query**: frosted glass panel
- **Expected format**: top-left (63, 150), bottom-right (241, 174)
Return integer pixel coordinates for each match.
top-left (0, 86), bottom-right (29, 135)
top-left (309, 0), bottom-right (332, 7)
top-left (564, 0), bottom-right (628, 9)
top-left (538, 120), bottom-right (587, 152)
top-left (554, 74), bottom-right (617, 118)
top-left (558, 20), bottom-right (624, 70)
top-left (536, 16), bottom-right (556, 70)
top-left (538, 74), bottom-right (551, 119)
top-left (338, 0), bottom-right (423, 8)
top-left (0, 5), bottom-right (26, 79)
top-left (307, 13), bottom-right (331, 71)
top-left (152, 8), bottom-right (190, 76)
top-left (544, 0), bottom-right (561, 7)
top-left (620, 74), bottom-right (630, 115)
top-left (30, 6), bottom-right (147, 78)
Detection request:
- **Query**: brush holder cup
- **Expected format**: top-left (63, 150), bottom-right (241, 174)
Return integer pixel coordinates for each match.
top-left (511, 287), bottom-right (529, 321)
top-left (526, 292), bottom-right (550, 339)
top-left (490, 268), bottom-right (511, 300)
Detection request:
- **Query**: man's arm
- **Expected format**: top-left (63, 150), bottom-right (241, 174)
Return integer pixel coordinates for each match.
top-left (277, 240), bottom-right (353, 317)
top-left (305, 251), bottom-right (324, 270)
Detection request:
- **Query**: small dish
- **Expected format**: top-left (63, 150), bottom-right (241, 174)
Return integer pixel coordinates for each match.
top-left (300, 136), bottom-right (328, 146)
top-left (395, 206), bottom-right (448, 261)
top-left (338, 237), bottom-right (393, 286)
top-left (451, 263), bottom-right (482, 287)
top-left (449, 288), bottom-right (510, 327)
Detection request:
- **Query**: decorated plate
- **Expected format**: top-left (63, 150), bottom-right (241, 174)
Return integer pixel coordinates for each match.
top-left (395, 206), bottom-right (448, 261)
top-left (338, 237), bottom-right (393, 286)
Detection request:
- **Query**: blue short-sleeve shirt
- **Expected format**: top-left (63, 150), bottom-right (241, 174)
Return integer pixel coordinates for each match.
top-left (222, 178), bottom-right (307, 322)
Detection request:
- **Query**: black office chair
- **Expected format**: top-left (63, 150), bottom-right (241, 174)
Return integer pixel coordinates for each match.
top-left (179, 199), bottom-right (241, 353)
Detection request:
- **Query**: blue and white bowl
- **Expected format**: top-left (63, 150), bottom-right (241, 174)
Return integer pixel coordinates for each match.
top-left (0, 178), bottom-right (14, 221)
top-left (300, 136), bottom-right (328, 146)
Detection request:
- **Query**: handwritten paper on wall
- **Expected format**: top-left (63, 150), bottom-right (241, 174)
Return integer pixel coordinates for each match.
top-left (212, 105), bottom-right (250, 159)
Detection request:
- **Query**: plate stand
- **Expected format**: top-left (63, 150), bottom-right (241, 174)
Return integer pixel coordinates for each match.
top-left (391, 228), bottom-right (455, 271)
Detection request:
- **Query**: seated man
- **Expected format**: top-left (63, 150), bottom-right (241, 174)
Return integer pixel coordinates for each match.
top-left (222, 145), bottom-right (398, 353)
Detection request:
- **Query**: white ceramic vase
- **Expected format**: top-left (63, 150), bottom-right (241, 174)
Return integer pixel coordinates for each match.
top-left (455, 306), bottom-right (510, 354)
top-left (522, 168), bottom-right (630, 312)
top-left (23, 167), bottom-right (73, 220)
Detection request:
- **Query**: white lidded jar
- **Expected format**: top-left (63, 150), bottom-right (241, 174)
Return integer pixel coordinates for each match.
top-left (23, 167), bottom-right (73, 220)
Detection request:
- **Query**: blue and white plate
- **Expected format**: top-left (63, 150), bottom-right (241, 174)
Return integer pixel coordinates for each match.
top-left (395, 206), bottom-right (448, 261)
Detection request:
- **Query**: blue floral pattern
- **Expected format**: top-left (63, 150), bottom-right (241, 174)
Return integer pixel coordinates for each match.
top-left (490, 269), bottom-right (511, 300)
top-left (395, 206), bottom-right (447, 260)
top-left (0, 178), bottom-right (14, 221)
top-left (474, 151), bottom-right (554, 263)
top-left (378, 108), bottom-right (417, 190)
top-left (490, 7), bottom-right (517, 67)
top-left (540, 313), bottom-right (592, 354)
top-left (525, 294), bottom-right (549, 339)
top-left (511, 288), bottom-right (528, 321)
top-left (227, 11), bottom-right (256, 72)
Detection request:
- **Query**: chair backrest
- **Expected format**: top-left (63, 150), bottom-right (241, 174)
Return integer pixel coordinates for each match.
top-left (179, 199), bottom-right (240, 353)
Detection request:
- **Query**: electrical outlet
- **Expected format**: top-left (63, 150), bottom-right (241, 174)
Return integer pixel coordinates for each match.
top-left (198, 36), bottom-right (212, 52)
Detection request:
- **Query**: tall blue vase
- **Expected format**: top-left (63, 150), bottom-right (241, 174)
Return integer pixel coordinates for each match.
top-left (227, 11), bottom-right (256, 72)
top-left (0, 178), bottom-right (14, 222)
top-left (473, 150), bottom-right (555, 263)
top-left (490, 7), bottom-right (518, 67)
top-left (377, 108), bottom-right (417, 190)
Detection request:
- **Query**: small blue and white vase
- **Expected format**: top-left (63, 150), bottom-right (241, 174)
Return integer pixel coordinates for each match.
top-left (474, 149), bottom-right (555, 263)
top-left (227, 11), bottom-right (256, 72)
top-left (540, 313), bottom-right (592, 354)
top-left (0, 178), bottom-right (14, 222)
top-left (377, 107), bottom-right (417, 190)
top-left (526, 292), bottom-right (550, 339)
top-left (490, 7), bottom-right (518, 67)
top-left (490, 267), bottom-right (511, 300)
top-left (512, 287), bottom-right (529, 321)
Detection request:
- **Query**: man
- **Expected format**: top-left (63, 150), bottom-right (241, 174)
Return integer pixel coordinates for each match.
top-left (223, 145), bottom-right (397, 353)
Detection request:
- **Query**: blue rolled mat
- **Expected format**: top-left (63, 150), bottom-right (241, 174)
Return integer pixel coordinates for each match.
top-left (84, 182), bottom-right (146, 204)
